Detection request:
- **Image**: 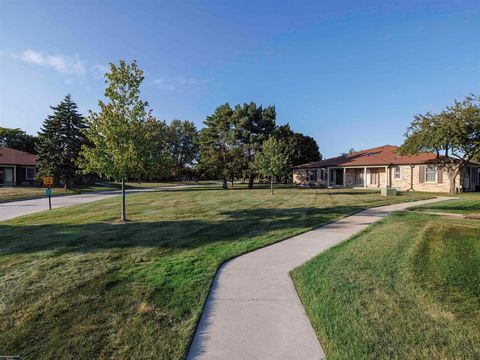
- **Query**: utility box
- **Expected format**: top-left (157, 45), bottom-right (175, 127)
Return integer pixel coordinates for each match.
top-left (381, 187), bottom-right (397, 197)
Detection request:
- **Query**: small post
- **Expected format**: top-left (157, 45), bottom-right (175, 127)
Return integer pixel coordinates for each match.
top-left (45, 186), bottom-right (53, 210)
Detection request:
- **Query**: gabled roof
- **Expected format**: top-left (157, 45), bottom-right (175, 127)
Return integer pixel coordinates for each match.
top-left (0, 147), bottom-right (37, 166)
top-left (293, 145), bottom-right (440, 169)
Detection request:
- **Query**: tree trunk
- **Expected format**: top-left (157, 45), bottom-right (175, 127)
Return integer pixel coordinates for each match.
top-left (447, 171), bottom-right (457, 195)
top-left (222, 177), bottom-right (228, 190)
top-left (271, 176), bottom-right (274, 195)
top-left (121, 178), bottom-right (126, 221)
top-left (248, 174), bottom-right (254, 189)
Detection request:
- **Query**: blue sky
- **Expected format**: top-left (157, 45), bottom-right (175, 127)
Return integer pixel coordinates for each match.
top-left (0, 0), bottom-right (479, 157)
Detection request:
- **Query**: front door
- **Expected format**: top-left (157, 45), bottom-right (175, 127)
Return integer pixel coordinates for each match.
top-left (335, 169), bottom-right (344, 186)
top-left (368, 168), bottom-right (379, 186)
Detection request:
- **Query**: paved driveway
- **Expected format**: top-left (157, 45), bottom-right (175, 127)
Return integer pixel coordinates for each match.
top-left (187, 197), bottom-right (453, 360)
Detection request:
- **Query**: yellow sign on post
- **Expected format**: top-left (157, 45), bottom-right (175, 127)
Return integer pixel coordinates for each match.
top-left (43, 177), bottom-right (53, 188)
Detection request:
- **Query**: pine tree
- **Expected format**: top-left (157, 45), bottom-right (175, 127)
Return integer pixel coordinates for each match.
top-left (36, 94), bottom-right (87, 187)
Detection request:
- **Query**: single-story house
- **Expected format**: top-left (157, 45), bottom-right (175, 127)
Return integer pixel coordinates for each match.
top-left (293, 145), bottom-right (480, 193)
top-left (0, 147), bottom-right (37, 186)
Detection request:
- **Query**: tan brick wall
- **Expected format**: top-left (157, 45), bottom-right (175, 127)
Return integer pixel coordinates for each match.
top-left (294, 165), bottom-right (458, 193)
top-left (389, 165), bottom-right (452, 192)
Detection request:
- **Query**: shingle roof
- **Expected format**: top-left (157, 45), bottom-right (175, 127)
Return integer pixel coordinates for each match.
top-left (293, 145), bottom-right (440, 169)
top-left (0, 147), bottom-right (37, 166)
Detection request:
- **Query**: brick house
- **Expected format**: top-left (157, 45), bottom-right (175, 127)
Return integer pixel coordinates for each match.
top-left (293, 145), bottom-right (480, 193)
top-left (0, 147), bottom-right (37, 186)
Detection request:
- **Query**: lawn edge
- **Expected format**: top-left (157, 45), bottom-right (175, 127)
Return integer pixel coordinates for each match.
top-left (183, 196), bottom-right (437, 358)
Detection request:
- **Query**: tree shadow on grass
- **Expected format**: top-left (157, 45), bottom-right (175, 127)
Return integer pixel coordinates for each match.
top-left (0, 205), bottom-right (367, 256)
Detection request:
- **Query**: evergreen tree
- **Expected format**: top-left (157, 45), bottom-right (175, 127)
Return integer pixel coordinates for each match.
top-left (36, 94), bottom-right (87, 187)
top-left (232, 102), bottom-right (277, 188)
top-left (198, 104), bottom-right (237, 189)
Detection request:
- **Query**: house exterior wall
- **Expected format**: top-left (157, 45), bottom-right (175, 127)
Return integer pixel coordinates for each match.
top-left (389, 165), bottom-right (451, 193)
top-left (293, 163), bottom-right (473, 193)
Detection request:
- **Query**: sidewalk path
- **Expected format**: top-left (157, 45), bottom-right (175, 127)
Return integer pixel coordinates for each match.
top-left (187, 197), bottom-right (453, 360)
top-left (0, 185), bottom-right (201, 222)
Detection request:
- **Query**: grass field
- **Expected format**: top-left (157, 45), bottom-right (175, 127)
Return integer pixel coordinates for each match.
top-left (410, 192), bottom-right (480, 214)
top-left (0, 187), bottom-right (434, 359)
top-left (292, 193), bottom-right (480, 359)
top-left (0, 181), bottom-right (192, 203)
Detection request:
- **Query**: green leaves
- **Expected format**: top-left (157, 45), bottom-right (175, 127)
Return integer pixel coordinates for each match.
top-left (36, 94), bottom-right (87, 186)
top-left (80, 60), bottom-right (152, 182)
top-left (254, 137), bottom-right (291, 179)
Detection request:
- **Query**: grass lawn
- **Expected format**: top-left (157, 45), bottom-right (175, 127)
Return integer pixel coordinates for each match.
top-left (291, 193), bottom-right (480, 359)
top-left (0, 181), bottom-right (193, 204)
top-left (410, 192), bottom-right (480, 214)
top-left (0, 187), bottom-right (435, 359)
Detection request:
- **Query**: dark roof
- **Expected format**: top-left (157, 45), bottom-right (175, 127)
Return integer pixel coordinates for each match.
top-left (0, 147), bottom-right (37, 166)
top-left (293, 145), bottom-right (440, 169)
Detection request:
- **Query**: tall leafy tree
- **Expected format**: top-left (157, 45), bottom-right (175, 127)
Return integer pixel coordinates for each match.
top-left (400, 94), bottom-right (480, 194)
top-left (254, 137), bottom-right (290, 195)
top-left (36, 94), bottom-right (87, 187)
top-left (80, 60), bottom-right (151, 221)
top-left (198, 104), bottom-right (237, 189)
top-left (232, 102), bottom-right (277, 188)
top-left (145, 118), bottom-right (174, 180)
top-left (272, 124), bottom-right (321, 180)
top-left (0, 127), bottom-right (37, 154)
top-left (168, 119), bottom-right (199, 179)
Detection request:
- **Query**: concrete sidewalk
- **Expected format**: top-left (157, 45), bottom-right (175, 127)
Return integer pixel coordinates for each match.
top-left (187, 197), bottom-right (453, 360)
top-left (0, 185), bottom-right (200, 222)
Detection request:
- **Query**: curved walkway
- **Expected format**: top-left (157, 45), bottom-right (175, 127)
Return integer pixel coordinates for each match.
top-left (187, 197), bottom-right (453, 360)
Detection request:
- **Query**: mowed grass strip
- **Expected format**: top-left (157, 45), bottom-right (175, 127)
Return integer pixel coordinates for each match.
top-left (0, 182), bottom-right (184, 204)
top-left (411, 192), bottom-right (480, 214)
top-left (0, 187), bottom-right (433, 359)
top-left (291, 210), bottom-right (480, 359)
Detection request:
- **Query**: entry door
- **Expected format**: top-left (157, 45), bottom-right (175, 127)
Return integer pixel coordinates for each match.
top-left (369, 169), bottom-right (379, 186)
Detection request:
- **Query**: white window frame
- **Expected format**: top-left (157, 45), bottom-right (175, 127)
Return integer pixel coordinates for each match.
top-left (394, 166), bottom-right (401, 179)
top-left (25, 167), bottom-right (36, 180)
top-left (425, 165), bottom-right (437, 183)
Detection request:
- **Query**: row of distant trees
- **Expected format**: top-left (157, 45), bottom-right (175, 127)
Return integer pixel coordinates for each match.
top-left (1, 60), bottom-right (321, 218)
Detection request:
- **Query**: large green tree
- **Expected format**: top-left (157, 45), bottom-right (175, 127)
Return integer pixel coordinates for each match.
top-left (168, 119), bottom-right (199, 179)
top-left (35, 94), bottom-right (87, 187)
top-left (254, 137), bottom-right (290, 195)
top-left (198, 104), bottom-right (237, 189)
top-left (0, 127), bottom-right (37, 154)
top-left (144, 118), bottom-right (174, 181)
top-left (80, 60), bottom-right (152, 221)
top-left (400, 94), bottom-right (480, 194)
top-left (232, 102), bottom-right (277, 188)
top-left (273, 124), bottom-right (322, 180)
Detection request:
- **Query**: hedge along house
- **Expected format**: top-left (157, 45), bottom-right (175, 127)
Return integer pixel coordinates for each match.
top-left (293, 145), bottom-right (480, 193)
top-left (0, 147), bottom-right (37, 186)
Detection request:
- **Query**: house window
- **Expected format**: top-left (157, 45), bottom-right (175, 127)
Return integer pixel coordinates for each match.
top-left (320, 168), bottom-right (327, 181)
top-left (25, 167), bottom-right (36, 180)
top-left (425, 165), bottom-right (437, 182)
top-left (394, 166), bottom-right (401, 179)
top-left (308, 169), bottom-right (317, 181)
